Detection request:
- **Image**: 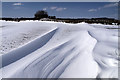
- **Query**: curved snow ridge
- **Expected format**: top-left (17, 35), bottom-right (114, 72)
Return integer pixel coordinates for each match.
top-left (2, 27), bottom-right (58, 67)
top-left (88, 29), bottom-right (118, 78)
top-left (2, 29), bottom-right (99, 78)
top-left (1, 21), bottom-right (58, 54)
top-left (1, 21), bottom-right (118, 78)
top-left (59, 31), bottom-right (98, 78)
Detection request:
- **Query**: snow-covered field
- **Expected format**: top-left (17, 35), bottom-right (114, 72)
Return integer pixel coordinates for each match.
top-left (0, 20), bottom-right (119, 78)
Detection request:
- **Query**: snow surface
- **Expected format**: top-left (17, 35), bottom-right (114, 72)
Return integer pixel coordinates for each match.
top-left (0, 21), bottom-right (119, 78)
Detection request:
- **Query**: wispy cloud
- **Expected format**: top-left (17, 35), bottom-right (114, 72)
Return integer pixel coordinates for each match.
top-left (88, 9), bottom-right (97, 12)
top-left (50, 7), bottom-right (57, 10)
top-left (100, 3), bottom-right (118, 9)
top-left (50, 6), bottom-right (67, 11)
top-left (56, 8), bottom-right (67, 11)
top-left (13, 3), bottom-right (22, 6)
top-left (103, 3), bottom-right (118, 8)
top-left (88, 3), bottom-right (118, 12)
top-left (12, 3), bottom-right (23, 10)
top-left (43, 8), bottom-right (47, 10)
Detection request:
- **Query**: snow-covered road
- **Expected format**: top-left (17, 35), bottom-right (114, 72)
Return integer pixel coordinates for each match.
top-left (0, 21), bottom-right (119, 78)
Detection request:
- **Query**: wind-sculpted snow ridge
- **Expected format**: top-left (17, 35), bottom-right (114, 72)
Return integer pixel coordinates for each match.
top-left (2, 28), bottom-right (58, 67)
top-left (0, 21), bottom-right (119, 78)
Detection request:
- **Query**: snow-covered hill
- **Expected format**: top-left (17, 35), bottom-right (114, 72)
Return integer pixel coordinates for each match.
top-left (0, 21), bottom-right (119, 78)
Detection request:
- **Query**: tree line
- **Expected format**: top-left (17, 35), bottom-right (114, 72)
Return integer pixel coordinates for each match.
top-left (1, 10), bottom-right (120, 25)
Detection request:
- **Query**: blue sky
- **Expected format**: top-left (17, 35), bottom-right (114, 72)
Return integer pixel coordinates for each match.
top-left (2, 2), bottom-right (118, 19)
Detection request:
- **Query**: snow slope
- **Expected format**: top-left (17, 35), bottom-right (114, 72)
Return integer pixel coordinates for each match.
top-left (0, 21), bottom-right (119, 78)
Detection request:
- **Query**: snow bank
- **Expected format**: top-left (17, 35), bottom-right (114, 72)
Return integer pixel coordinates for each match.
top-left (0, 21), bottom-right (119, 78)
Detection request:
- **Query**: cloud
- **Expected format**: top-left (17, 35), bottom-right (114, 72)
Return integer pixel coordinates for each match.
top-left (43, 8), bottom-right (47, 10)
top-left (88, 9), bottom-right (97, 12)
top-left (50, 6), bottom-right (67, 11)
top-left (56, 8), bottom-right (67, 11)
top-left (88, 3), bottom-right (118, 12)
top-left (103, 3), bottom-right (118, 8)
top-left (13, 3), bottom-right (22, 6)
top-left (50, 7), bottom-right (57, 10)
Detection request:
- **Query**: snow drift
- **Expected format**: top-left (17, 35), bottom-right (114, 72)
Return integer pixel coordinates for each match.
top-left (0, 21), bottom-right (119, 78)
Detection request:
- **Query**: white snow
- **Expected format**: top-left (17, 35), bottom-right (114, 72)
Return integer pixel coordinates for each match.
top-left (0, 21), bottom-right (119, 78)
